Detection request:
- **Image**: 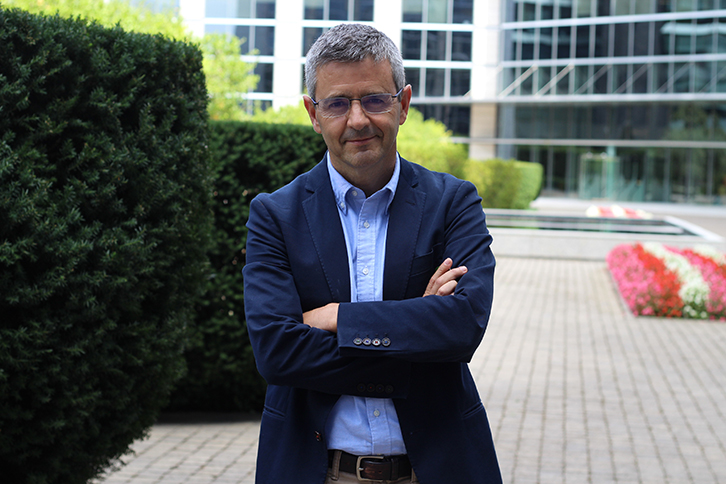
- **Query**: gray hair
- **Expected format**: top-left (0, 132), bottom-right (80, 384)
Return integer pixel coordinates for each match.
top-left (305, 23), bottom-right (405, 100)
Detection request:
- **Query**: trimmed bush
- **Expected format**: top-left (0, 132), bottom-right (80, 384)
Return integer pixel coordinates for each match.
top-left (166, 121), bottom-right (327, 412)
top-left (0, 8), bottom-right (211, 484)
top-left (465, 158), bottom-right (523, 208)
top-left (512, 161), bottom-right (543, 209)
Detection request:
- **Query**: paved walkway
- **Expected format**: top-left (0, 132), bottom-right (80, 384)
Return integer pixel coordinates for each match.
top-left (96, 201), bottom-right (726, 484)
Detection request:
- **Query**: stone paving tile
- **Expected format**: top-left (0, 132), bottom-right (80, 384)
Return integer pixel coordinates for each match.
top-left (475, 257), bottom-right (726, 484)
top-left (95, 256), bottom-right (726, 484)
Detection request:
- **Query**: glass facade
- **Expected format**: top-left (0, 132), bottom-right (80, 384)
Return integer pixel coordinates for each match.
top-left (403, 0), bottom-right (474, 135)
top-left (499, 0), bottom-right (726, 203)
top-left (206, 0), bottom-right (277, 108)
top-left (301, 0), bottom-right (375, 94)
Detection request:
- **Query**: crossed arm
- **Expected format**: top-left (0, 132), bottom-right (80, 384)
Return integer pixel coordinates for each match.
top-left (302, 257), bottom-right (467, 333)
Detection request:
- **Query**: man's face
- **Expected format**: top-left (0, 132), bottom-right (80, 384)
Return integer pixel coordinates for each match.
top-left (304, 57), bottom-right (411, 190)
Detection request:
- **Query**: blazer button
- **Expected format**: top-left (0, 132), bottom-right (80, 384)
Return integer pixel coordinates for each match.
top-left (382, 338), bottom-right (391, 347)
top-left (357, 383), bottom-right (367, 393)
top-left (385, 385), bottom-right (394, 394)
top-left (315, 431), bottom-right (322, 442)
top-left (354, 337), bottom-right (363, 346)
top-left (367, 383), bottom-right (376, 393)
top-left (372, 338), bottom-right (381, 346)
top-left (363, 337), bottom-right (372, 346)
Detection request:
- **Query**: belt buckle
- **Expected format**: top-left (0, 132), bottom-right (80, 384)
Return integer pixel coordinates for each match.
top-left (356, 455), bottom-right (385, 482)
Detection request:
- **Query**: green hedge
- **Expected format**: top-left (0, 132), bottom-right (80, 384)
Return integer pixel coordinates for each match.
top-left (464, 158), bottom-right (543, 209)
top-left (511, 161), bottom-right (543, 209)
top-left (0, 8), bottom-right (211, 484)
top-left (165, 121), bottom-right (327, 412)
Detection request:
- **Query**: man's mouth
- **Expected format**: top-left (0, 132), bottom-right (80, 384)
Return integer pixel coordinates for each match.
top-left (346, 136), bottom-right (374, 144)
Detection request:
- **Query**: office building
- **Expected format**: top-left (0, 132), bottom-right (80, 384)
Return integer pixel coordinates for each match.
top-left (173, 0), bottom-right (726, 204)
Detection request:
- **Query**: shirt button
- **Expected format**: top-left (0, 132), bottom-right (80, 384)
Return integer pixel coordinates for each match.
top-left (363, 221), bottom-right (370, 228)
top-left (362, 267), bottom-right (369, 275)
top-left (339, 202), bottom-right (345, 209)
top-left (373, 409), bottom-right (381, 417)
top-left (352, 190), bottom-right (358, 197)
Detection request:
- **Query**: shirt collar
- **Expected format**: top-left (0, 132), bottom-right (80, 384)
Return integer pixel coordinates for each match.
top-left (327, 152), bottom-right (400, 215)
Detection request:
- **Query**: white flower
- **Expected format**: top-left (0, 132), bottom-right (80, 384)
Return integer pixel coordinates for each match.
top-left (643, 243), bottom-right (710, 319)
top-left (692, 245), bottom-right (726, 266)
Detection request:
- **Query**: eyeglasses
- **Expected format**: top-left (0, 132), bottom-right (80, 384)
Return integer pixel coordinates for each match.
top-left (311, 88), bottom-right (404, 118)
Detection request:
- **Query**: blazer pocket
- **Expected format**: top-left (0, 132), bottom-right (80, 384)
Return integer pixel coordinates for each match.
top-left (462, 401), bottom-right (485, 420)
top-left (263, 404), bottom-right (286, 422)
top-left (410, 243), bottom-right (444, 277)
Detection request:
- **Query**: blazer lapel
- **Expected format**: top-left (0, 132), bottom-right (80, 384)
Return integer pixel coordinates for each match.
top-left (302, 161), bottom-right (352, 303)
top-left (384, 159), bottom-right (425, 301)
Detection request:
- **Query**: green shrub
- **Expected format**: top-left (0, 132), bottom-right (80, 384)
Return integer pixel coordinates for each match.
top-left (512, 161), bottom-right (544, 209)
top-left (0, 8), bottom-right (211, 484)
top-left (464, 159), bottom-right (522, 208)
top-left (398, 108), bottom-right (469, 179)
top-left (166, 121), bottom-right (328, 412)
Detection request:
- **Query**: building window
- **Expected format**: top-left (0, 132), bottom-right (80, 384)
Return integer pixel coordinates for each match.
top-left (403, 29), bottom-right (472, 62)
top-left (254, 63), bottom-right (274, 93)
top-left (206, 0), bottom-right (275, 18)
top-left (303, 0), bottom-right (373, 21)
top-left (205, 25), bottom-right (275, 57)
top-left (205, 0), bottom-right (276, 94)
top-left (302, 0), bottom-right (374, 56)
top-left (403, 0), bottom-right (473, 24)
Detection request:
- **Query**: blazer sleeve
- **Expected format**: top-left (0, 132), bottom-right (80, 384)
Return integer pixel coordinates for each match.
top-left (336, 178), bottom-right (496, 364)
top-left (243, 193), bottom-right (413, 398)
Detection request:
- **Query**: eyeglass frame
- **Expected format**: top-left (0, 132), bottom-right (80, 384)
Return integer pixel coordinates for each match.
top-left (310, 87), bottom-right (405, 118)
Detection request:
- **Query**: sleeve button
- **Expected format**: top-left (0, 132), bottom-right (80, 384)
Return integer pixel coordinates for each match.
top-left (354, 337), bottom-right (363, 346)
top-left (382, 338), bottom-right (391, 347)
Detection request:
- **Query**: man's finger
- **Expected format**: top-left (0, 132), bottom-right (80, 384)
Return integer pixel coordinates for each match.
top-left (424, 258), bottom-right (453, 295)
top-left (437, 279), bottom-right (458, 296)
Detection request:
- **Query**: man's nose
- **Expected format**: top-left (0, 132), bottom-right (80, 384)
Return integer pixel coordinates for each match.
top-left (347, 99), bottom-right (369, 128)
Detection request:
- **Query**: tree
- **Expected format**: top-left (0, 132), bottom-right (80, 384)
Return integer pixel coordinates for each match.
top-left (203, 33), bottom-right (259, 121)
top-left (3, 0), bottom-right (259, 121)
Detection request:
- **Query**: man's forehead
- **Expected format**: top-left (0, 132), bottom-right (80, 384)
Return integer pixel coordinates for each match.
top-left (315, 59), bottom-right (396, 94)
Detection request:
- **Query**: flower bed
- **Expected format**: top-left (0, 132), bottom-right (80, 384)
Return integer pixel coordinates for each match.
top-left (607, 242), bottom-right (726, 320)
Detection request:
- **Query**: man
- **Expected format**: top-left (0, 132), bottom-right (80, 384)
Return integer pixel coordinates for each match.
top-left (243, 23), bottom-right (501, 484)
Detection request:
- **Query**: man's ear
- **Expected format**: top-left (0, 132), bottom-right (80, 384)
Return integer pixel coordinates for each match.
top-left (303, 95), bottom-right (322, 134)
top-left (399, 84), bottom-right (413, 126)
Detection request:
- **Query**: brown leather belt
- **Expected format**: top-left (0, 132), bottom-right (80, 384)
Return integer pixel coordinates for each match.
top-left (328, 450), bottom-right (412, 482)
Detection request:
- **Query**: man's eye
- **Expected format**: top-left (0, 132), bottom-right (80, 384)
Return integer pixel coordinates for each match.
top-left (325, 99), bottom-right (348, 109)
top-left (365, 96), bottom-right (387, 106)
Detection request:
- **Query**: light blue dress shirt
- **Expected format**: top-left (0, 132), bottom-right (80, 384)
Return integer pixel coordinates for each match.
top-left (324, 154), bottom-right (408, 456)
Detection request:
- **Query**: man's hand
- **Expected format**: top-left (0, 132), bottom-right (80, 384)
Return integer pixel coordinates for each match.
top-left (302, 258), bottom-right (465, 332)
top-left (423, 258), bottom-right (467, 297)
top-left (303, 302), bottom-right (339, 333)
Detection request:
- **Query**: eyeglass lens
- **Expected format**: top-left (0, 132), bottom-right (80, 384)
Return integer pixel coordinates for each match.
top-left (317, 93), bottom-right (398, 117)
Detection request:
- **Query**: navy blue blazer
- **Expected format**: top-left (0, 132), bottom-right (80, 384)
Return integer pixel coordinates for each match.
top-left (243, 156), bottom-right (501, 483)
